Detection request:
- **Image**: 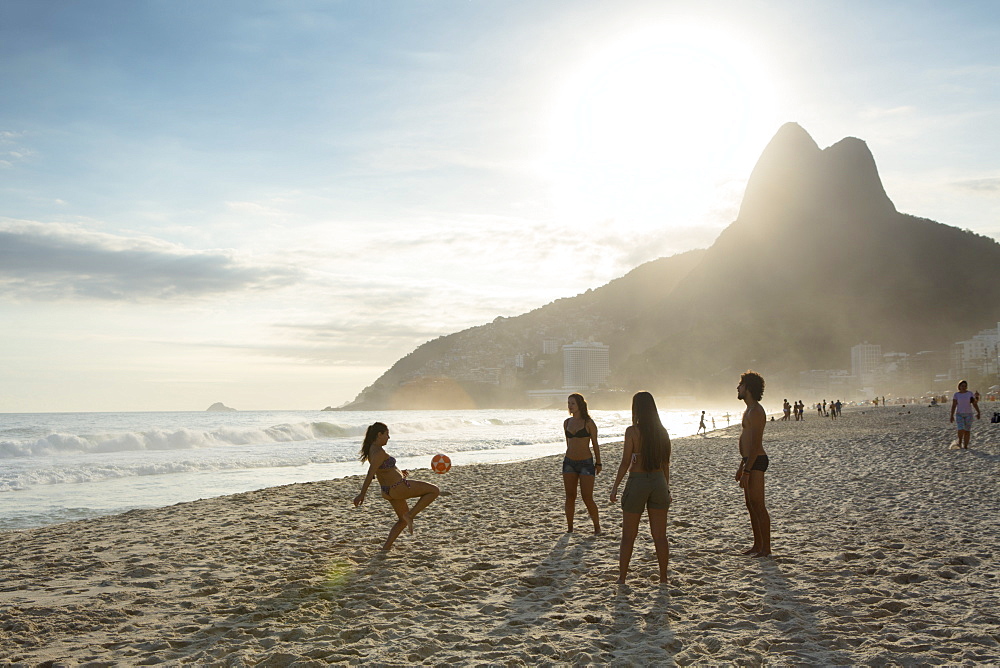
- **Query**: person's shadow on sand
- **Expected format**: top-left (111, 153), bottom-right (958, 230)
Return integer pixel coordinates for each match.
top-left (486, 534), bottom-right (676, 663)
top-left (752, 558), bottom-right (855, 663)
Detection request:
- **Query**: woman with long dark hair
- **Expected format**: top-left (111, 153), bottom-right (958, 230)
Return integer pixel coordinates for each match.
top-left (610, 391), bottom-right (671, 584)
top-left (352, 422), bottom-right (440, 551)
top-left (563, 393), bottom-right (602, 534)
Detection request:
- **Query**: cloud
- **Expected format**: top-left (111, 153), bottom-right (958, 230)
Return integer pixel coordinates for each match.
top-left (0, 220), bottom-right (304, 301)
top-left (952, 178), bottom-right (1000, 195)
top-left (0, 130), bottom-right (31, 169)
top-left (139, 317), bottom-right (447, 368)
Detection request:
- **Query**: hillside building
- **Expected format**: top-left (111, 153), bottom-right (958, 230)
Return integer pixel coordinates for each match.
top-left (562, 341), bottom-right (610, 390)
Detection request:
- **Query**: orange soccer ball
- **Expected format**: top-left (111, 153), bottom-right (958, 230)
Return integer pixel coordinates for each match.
top-left (431, 453), bottom-right (451, 474)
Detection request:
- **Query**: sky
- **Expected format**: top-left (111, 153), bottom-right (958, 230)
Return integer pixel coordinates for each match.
top-left (1, 0), bottom-right (998, 412)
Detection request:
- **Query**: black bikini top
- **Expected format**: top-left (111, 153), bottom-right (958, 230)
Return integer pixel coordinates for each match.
top-left (565, 421), bottom-right (590, 439)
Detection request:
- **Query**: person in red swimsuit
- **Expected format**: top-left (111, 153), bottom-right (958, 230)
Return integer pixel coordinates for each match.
top-left (353, 422), bottom-right (439, 551)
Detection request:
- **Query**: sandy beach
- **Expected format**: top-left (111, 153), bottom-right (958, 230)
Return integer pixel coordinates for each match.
top-left (2, 404), bottom-right (998, 666)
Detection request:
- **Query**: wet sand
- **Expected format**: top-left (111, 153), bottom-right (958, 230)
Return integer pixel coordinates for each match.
top-left (2, 404), bottom-right (998, 665)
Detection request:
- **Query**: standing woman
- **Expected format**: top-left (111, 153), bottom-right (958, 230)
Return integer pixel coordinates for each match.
top-left (563, 393), bottom-right (602, 534)
top-left (950, 380), bottom-right (981, 449)
top-left (353, 422), bottom-right (440, 551)
top-left (610, 391), bottom-right (671, 584)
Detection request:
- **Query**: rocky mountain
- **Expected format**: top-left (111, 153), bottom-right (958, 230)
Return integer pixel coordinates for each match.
top-left (342, 123), bottom-right (1000, 408)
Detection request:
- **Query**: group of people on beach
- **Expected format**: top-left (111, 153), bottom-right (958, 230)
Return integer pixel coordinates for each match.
top-left (352, 370), bottom-right (773, 585)
top-left (781, 399), bottom-right (806, 421)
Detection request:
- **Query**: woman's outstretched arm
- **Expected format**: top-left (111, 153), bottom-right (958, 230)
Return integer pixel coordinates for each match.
top-left (353, 464), bottom-right (376, 507)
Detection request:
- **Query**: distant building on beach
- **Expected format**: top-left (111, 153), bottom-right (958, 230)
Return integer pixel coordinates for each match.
top-left (951, 325), bottom-right (1000, 379)
top-left (851, 342), bottom-right (882, 384)
top-left (562, 341), bottom-right (610, 390)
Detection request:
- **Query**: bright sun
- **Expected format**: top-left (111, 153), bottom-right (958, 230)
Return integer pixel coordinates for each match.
top-left (546, 23), bottom-right (778, 234)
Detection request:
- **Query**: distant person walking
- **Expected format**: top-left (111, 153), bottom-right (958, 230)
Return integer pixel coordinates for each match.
top-left (610, 391), bottom-right (671, 584)
top-left (353, 422), bottom-right (440, 551)
top-left (950, 380), bottom-right (981, 449)
top-left (781, 399), bottom-right (791, 421)
top-left (835, 400), bottom-right (843, 417)
top-left (734, 371), bottom-right (771, 557)
top-left (697, 411), bottom-right (708, 436)
top-left (563, 393), bottom-right (602, 534)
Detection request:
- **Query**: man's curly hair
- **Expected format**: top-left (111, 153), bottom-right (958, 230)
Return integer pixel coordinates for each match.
top-left (741, 370), bottom-right (765, 401)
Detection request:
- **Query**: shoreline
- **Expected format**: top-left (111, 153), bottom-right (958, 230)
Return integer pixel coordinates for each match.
top-left (2, 404), bottom-right (998, 664)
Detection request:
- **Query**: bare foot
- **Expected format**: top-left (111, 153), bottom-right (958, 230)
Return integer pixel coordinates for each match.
top-left (754, 550), bottom-right (772, 558)
top-left (741, 547), bottom-right (760, 555)
top-left (593, 527), bottom-right (602, 536)
top-left (403, 513), bottom-right (414, 535)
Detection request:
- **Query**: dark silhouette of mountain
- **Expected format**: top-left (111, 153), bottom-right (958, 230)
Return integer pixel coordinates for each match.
top-left (341, 123), bottom-right (1000, 409)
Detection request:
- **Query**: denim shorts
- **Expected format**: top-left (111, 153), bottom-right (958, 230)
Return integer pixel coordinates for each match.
top-left (562, 456), bottom-right (596, 476)
top-left (621, 472), bottom-right (671, 514)
top-left (956, 412), bottom-right (975, 431)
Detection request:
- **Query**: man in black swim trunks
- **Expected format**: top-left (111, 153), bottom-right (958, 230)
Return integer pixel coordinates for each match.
top-left (735, 370), bottom-right (771, 557)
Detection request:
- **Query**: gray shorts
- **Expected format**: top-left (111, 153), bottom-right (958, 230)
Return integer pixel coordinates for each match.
top-left (621, 472), bottom-right (671, 514)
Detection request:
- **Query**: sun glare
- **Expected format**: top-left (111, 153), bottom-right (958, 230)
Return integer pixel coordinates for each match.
top-left (546, 23), bottom-right (778, 233)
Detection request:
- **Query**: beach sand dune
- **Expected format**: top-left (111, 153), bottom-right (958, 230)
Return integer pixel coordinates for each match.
top-left (2, 405), bottom-right (998, 665)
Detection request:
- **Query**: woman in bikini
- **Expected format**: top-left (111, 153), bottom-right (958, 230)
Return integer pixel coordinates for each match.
top-left (563, 393), bottom-right (602, 534)
top-left (352, 422), bottom-right (440, 551)
top-left (610, 391), bottom-right (671, 584)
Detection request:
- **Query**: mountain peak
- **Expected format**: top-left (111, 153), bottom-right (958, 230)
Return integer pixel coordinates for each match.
top-left (737, 123), bottom-right (822, 222)
top-left (772, 122), bottom-right (821, 151)
top-left (737, 123), bottom-right (895, 224)
top-left (822, 137), bottom-right (897, 218)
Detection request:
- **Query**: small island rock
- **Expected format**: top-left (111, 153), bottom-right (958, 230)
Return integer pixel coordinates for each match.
top-left (206, 402), bottom-right (237, 412)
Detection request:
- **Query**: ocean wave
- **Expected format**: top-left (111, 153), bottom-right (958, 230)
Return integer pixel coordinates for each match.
top-left (0, 415), bottom-right (554, 459)
top-left (0, 421), bottom-right (365, 458)
top-left (0, 438), bottom-right (560, 491)
top-left (0, 448), bottom-right (371, 491)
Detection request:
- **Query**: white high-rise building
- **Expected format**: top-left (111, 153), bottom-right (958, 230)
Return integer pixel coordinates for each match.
top-left (851, 342), bottom-right (882, 378)
top-left (562, 341), bottom-right (610, 390)
top-left (851, 342), bottom-right (882, 392)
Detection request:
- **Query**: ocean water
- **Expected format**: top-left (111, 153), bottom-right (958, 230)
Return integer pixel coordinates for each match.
top-left (0, 407), bottom-right (734, 530)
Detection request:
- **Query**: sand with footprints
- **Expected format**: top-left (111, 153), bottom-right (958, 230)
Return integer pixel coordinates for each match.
top-left (2, 404), bottom-right (998, 665)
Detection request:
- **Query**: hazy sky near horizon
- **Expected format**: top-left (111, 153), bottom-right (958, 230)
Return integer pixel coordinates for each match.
top-left (2, 0), bottom-right (999, 412)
